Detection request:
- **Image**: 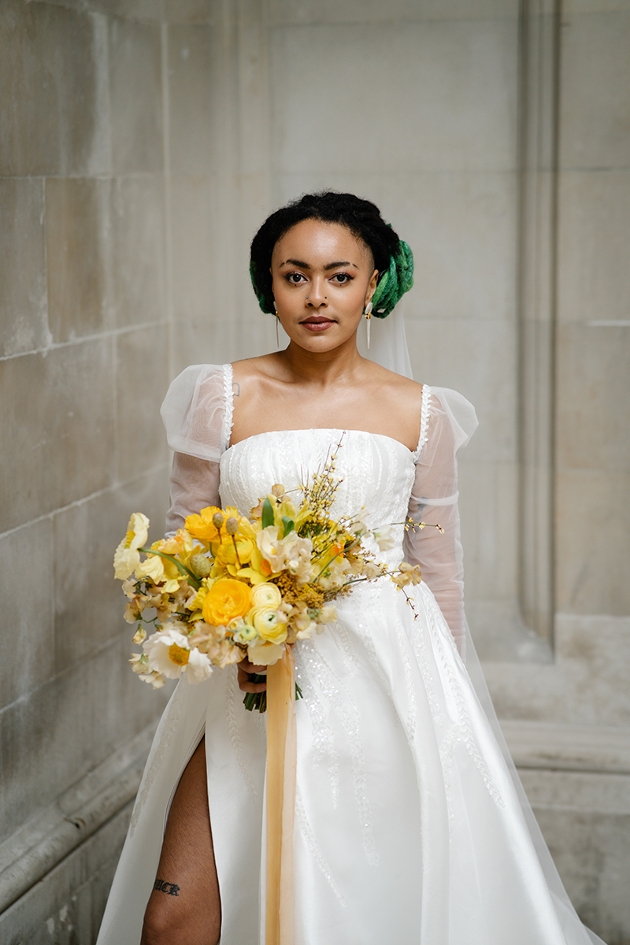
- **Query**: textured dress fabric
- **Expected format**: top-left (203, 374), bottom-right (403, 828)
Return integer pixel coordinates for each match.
top-left (97, 364), bottom-right (604, 945)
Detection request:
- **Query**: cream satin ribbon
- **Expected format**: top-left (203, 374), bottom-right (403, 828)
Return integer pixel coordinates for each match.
top-left (265, 646), bottom-right (297, 945)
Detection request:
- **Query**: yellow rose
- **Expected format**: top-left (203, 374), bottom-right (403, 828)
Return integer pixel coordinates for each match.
top-left (250, 607), bottom-right (288, 644)
top-left (203, 578), bottom-right (252, 626)
top-left (251, 582), bottom-right (282, 609)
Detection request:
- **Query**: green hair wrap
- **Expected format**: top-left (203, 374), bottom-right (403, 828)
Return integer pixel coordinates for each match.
top-left (370, 240), bottom-right (414, 318)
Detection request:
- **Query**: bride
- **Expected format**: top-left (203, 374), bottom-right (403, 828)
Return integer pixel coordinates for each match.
top-left (97, 192), bottom-right (605, 945)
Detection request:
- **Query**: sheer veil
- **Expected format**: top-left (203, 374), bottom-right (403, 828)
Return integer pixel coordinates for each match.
top-left (370, 309), bottom-right (604, 944)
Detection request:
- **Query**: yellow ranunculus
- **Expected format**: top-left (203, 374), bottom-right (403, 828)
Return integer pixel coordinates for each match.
top-left (250, 607), bottom-right (288, 644)
top-left (251, 582), bottom-right (282, 609)
top-left (203, 578), bottom-right (252, 626)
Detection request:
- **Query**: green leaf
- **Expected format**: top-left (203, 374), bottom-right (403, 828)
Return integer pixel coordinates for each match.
top-left (281, 516), bottom-right (295, 537)
top-left (262, 497), bottom-right (275, 529)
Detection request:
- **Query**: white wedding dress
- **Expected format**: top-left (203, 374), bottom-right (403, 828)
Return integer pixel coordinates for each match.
top-left (97, 363), bottom-right (605, 945)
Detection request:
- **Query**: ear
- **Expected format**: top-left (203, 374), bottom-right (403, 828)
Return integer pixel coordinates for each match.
top-left (365, 268), bottom-right (379, 303)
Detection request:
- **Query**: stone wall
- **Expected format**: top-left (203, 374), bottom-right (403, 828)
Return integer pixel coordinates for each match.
top-left (0, 0), bottom-right (628, 942)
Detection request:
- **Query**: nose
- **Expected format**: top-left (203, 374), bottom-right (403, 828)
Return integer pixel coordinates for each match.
top-left (306, 277), bottom-right (328, 308)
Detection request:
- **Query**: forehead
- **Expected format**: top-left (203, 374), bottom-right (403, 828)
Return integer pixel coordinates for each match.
top-left (272, 219), bottom-right (372, 266)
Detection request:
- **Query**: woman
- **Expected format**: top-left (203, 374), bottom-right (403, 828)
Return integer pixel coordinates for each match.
top-left (98, 192), bottom-right (604, 945)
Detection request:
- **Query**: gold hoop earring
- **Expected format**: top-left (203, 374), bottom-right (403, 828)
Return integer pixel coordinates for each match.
top-left (274, 303), bottom-right (280, 348)
top-left (363, 301), bottom-right (373, 349)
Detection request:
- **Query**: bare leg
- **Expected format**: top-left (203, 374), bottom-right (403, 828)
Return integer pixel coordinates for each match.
top-left (141, 737), bottom-right (221, 945)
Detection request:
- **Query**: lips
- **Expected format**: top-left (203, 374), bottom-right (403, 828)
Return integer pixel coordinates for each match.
top-left (301, 317), bottom-right (335, 332)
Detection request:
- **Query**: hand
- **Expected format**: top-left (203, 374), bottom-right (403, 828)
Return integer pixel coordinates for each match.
top-left (237, 658), bottom-right (267, 694)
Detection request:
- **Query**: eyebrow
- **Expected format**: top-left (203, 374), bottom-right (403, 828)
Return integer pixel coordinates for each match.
top-left (279, 258), bottom-right (359, 271)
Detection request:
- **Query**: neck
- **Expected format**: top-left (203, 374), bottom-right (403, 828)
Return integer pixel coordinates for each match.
top-left (277, 334), bottom-right (365, 386)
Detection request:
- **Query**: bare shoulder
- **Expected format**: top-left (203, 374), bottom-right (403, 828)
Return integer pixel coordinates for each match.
top-left (363, 360), bottom-right (424, 399)
top-left (231, 354), bottom-right (285, 385)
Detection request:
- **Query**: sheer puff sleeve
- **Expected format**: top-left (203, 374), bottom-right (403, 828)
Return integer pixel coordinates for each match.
top-left (404, 387), bottom-right (478, 658)
top-left (160, 364), bottom-right (231, 534)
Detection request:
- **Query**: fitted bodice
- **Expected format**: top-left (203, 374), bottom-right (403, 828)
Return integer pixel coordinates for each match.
top-left (220, 429), bottom-right (416, 567)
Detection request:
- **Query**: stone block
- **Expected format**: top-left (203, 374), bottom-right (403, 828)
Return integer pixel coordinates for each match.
top-left (564, 0), bottom-right (630, 10)
top-left (404, 315), bottom-right (518, 465)
top-left (45, 178), bottom-right (112, 344)
top-left (0, 519), bottom-right (55, 710)
top-left (560, 11), bottom-right (630, 170)
top-left (53, 468), bottom-right (169, 674)
top-left (484, 615), bottom-right (630, 728)
top-left (556, 469), bottom-right (630, 616)
top-left (0, 801), bottom-right (133, 944)
top-left (0, 0), bottom-right (109, 176)
top-left (115, 325), bottom-right (170, 482)
top-left (534, 805), bottom-right (630, 943)
top-left (556, 322), bottom-right (630, 472)
top-left (269, 0), bottom-right (518, 26)
top-left (109, 16), bottom-right (163, 174)
top-left (0, 340), bottom-right (116, 534)
top-left (271, 17), bottom-right (517, 174)
top-left (558, 171), bottom-right (630, 327)
top-left (170, 175), bottom-right (218, 327)
top-left (0, 635), bottom-right (169, 844)
top-left (0, 178), bottom-right (48, 358)
top-left (385, 171), bottom-right (517, 321)
top-left (110, 175), bottom-right (167, 328)
top-left (168, 26), bottom-right (213, 175)
top-left (165, 0), bottom-right (214, 22)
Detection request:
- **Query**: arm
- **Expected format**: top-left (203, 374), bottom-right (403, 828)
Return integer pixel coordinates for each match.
top-left (160, 364), bottom-right (228, 534)
top-left (165, 452), bottom-right (221, 535)
top-left (404, 389), bottom-right (475, 658)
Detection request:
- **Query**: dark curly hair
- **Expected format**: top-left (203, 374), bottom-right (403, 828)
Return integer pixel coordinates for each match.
top-left (249, 191), bottom-right (414, 319)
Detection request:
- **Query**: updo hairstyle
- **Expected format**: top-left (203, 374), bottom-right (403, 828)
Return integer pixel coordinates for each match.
top-left (249, 191), bottom-right (414, 319)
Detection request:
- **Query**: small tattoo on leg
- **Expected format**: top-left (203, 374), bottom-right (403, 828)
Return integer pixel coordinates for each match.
top-left (154, 878), bottom-right (180, 896)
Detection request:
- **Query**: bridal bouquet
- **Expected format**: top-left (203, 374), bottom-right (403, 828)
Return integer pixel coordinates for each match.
top-left (114, 443), bottom-right (425, 710)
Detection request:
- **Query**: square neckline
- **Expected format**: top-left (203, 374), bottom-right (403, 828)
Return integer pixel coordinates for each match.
top-left (222, 363), bottom-right (431, 461)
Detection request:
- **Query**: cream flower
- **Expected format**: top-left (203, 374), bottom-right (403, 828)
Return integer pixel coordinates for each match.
top-left (256, 527), bottom-right (313, 579)
top-left (247, 641), bottom-right (284, 665)
top-left (374, 526), bottom-right (396, 551)
top-left (143, 626), bottom-right (213, 683)
top-left (251, 582), bottom-right (282, 609)
top-left (114, 513), bottom-right (150, 580)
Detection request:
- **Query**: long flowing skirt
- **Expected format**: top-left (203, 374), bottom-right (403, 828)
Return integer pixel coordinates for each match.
top-left (97, 579), bottom-right (604, 945)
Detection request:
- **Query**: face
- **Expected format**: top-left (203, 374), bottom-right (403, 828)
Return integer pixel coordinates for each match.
top-left (270, 218), bottom-right (378, 354)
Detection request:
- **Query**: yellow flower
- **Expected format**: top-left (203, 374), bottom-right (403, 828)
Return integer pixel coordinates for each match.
top-left (203, 578), bottom-right (252, 626)
top-left (113, 512), bottom-right (149, 580)
top-left (250, 607), bottom-right (287, 644)
top-left (251, 582), bottom-right (282, 609)
top-left (185, 506), bottom-right (224, 542)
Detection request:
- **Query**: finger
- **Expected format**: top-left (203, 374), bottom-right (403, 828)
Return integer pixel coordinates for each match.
top-left (239, 659), bottom-right (266, 674)
top-left (237, 666), bottom-right (267, 694)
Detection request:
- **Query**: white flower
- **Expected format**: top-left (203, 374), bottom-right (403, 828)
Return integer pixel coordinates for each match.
top-left (114, 513), bottom-right (150, 580)
top-left (374, 526), bottom-right (396, 551)
top-left (143, 626), bottom-right (213, 683)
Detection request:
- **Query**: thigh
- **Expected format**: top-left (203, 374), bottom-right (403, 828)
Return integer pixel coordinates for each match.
top-left (141, 737), bottom-right (221, 945)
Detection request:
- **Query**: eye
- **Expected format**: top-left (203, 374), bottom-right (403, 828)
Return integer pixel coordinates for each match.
top-left (330, 272), bottom-right (353, 284)
top-left (285, 271), bottom-right (307, 285)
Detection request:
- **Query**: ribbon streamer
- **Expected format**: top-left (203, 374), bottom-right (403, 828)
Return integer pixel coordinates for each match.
top-left (265, 647), bottom-right (297, 945)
